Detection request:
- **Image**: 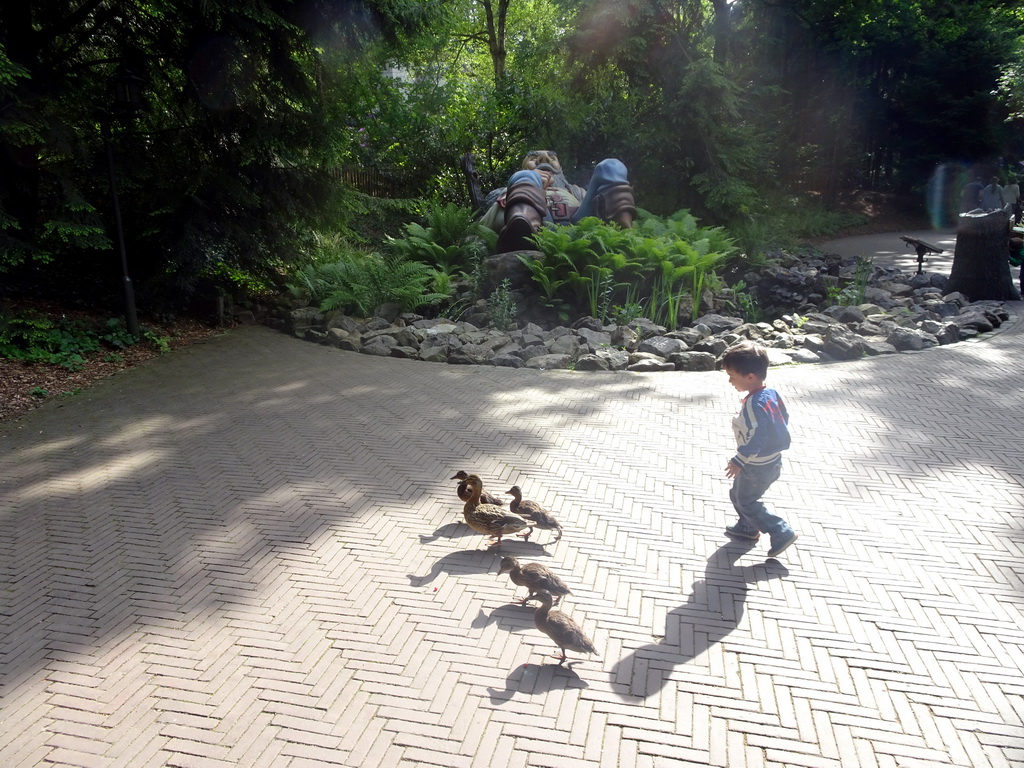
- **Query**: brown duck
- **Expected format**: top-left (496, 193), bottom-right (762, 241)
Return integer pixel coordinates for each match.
top-left (451, 470), bottom-right (504, 506)
top-left (525, 590), bottom-right (599, 665)
top-left (461, 474), bottom-right (529, 548)
top-left (506, 485), bottom-right (563, 542)
top-left (498, 556), bottom-right (572, 605)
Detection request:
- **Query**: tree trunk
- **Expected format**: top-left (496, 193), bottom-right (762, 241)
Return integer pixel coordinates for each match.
top-left (945, 210), bottom-right (1019, 301)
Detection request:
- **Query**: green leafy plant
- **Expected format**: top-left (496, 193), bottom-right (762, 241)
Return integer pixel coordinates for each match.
top-left (0, 310), bottom-right (100, 370)
top-left (28, 386), bottom-right (49, 398)
top-left (387, 202), bottom-right (495, 276)
top-left (729, 281), bottom-right (764, 323)
top-left (487, 279), bottom-right (517, 331)
top-left (609, 301), bottom-right (646, 325)
top-left (101, 317), bottom-right (138, 349)
top-left (826, 256), bottom-right (873, 306)
top-left (526, 211), bottom-right (736, 329)
top-left (303, 252), bottom-right (450, 316)
top-left (143, 329), bottom-right (172, 353)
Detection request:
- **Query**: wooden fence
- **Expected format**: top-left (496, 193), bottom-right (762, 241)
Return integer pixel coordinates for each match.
top-left (331, 165), bottom-right (422, 199)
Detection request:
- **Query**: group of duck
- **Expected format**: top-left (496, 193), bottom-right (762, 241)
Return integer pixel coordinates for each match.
top-left (450, 471), bottom-right (598, 666)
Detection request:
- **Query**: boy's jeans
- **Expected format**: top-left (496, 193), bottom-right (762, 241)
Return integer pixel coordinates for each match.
top-left (730, 461), bottom-right (793, 537)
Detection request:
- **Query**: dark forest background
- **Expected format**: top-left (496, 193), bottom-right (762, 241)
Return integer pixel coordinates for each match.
top-left (1, 0), bottom-right (1022, 313)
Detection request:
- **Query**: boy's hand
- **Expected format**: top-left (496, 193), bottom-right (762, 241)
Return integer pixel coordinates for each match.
top-left (725, 460), bottom-right (741, 478)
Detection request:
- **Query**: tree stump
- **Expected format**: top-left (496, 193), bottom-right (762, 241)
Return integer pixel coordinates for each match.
top-left (945, 210), bottom-right (1019, 301)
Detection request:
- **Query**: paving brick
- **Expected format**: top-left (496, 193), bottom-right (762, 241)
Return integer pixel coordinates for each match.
top-left (4, 310), bottom-right (1024, 768)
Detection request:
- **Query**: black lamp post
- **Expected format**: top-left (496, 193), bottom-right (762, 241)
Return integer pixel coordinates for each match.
top-left (102, 66), bottom-right (145, 338)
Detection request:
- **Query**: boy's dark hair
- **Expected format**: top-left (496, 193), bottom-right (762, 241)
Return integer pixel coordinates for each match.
top-left (719, 342), bottom-right (769, 379)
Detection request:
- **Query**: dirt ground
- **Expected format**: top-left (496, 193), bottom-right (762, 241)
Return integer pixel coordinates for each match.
top-left (0, 303), bottom-right (224, 424)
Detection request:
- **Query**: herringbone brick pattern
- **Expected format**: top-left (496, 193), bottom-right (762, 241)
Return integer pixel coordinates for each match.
top-left (2, 318), bottom-right (1022, 768)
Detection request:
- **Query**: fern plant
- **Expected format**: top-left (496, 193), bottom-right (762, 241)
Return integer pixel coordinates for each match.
top-left (315, 253), bottom-right (449, 316)
top-left (387, 202), bottom-right (495, 276)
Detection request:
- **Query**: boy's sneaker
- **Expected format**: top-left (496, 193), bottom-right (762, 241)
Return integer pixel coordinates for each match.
top-left (725, 522), bottom-right (760, 542)
top-left (767, 531), bottom-right (798, 558)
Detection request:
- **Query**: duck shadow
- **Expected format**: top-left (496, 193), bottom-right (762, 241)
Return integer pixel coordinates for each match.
top-left (471, 603), bottom-right (531, 630)
top-left (611, 541), bottom-right (789, 701)
top-left (407, 549), bottom-right (500, 587)
top-left (417, 525), bottom-right (552, 556)
top-left (418, 521), bottom-right (475, 544)
top-left (487, 660), bottom-right (589, 704)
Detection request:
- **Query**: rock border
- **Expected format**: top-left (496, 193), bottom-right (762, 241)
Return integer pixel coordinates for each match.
top-left (261, 252), bottom-right (1017, 373)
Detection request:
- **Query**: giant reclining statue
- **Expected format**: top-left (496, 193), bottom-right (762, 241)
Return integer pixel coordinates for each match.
top-left (464, 150), bottom-right (637, 254)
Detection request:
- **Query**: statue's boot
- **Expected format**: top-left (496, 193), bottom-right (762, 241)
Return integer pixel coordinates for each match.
top-left (594, 183), bottom-right (637, 228)
top-left (497, 182), bottom-right (547, 252)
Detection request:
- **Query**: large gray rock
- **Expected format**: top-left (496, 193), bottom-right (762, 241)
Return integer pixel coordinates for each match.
top-left (953, 312), bottom-right (995, 333)
top-left (325, 327), bottom-right (353, 348)
top-left (460, 343), bottom-right (497, 360)
top-left (448, 349), bottom-right (485, 365)
top-left (798, 334), bottom-right (826, 353)
top-left (374, 302), bottom-right (402, 323)
top-left (289, 307), bottom-right (325, 334)
top-left (627, 358), bottom-right (676, 372)
top-left (610, 325), bottom-right (639, 351)
top-left (694, 313), bottom-right (744, 334)
top-left (595, 349), bottom-right (630, 370)
top-left (765, 348), bottom-right (794, 366)
top-left (491, 353), bottom-right (524, 368)
top-left (516, 345), bottom-right (552, 362)
top-left (667, 328), bottom-right (703, 346)
top-left (628, 318), bottom-right (668, 340)
top-left (325, 312), bottom-right (360, 334)
top-left (732, 323), bottom-right (767, 340)
top-left (822, 325), bottom-right (865, 360)
top-left (823, 305), bottom-right (866, 323)
top-left (638, 336), bottom-right (689, 357)
top-left (886, 327), bottom-right (934, 351)
top-left (525, 353), bottom-right (573, 370)
top-left (485, 251), bottom-right (536, 291)
top-left (361, 316), bottom-right (393, 332)
top-left (546, 334), bottom-right (580, 356)
top-left (576, 327), bottom-right (612, 351)
top-left (670, 351), bottom-right (718, 371)
top-left (942, 292), bottom-right (970, 308)
top-left (692, 338), bottom-right (728, 357)
top-left (789, 348), bottom-right (822, 363)
top-left (362, 336), bottom-right (395, 356)
top-left (574, 353), bottom-right (611, 371)
top-left (859, 338), bottom-right (898, 356)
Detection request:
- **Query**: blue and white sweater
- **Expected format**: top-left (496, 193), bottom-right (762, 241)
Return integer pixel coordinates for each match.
top-left (731, 387), bottom-right (790, 467)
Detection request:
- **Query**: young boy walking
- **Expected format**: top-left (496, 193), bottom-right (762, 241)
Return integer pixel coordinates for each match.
top-left (719, 342), bottom-right (798, 557)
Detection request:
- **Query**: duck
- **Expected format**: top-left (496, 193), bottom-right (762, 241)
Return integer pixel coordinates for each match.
top-left (525, 590), bottom-right (599, 665)
top-left (451, 470), bottom-right (504, 506)
top-left (506, 485), bottom-right (563, 542)
top-left (461, 474), bottom-right (529, 547)
top-left (498, 556), bottom-right (572, 605)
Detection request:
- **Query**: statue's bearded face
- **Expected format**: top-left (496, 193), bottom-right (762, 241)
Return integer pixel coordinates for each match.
top-left (522, 150), bottom-right (562, 172)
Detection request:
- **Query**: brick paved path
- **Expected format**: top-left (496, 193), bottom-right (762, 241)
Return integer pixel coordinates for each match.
top-left (2, 317), bottom-right (1023, 767)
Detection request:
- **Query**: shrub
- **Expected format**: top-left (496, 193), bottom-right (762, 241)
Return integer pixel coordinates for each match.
top-left (287, 251), bottom-right (450, 317)
top-left (527, 211), bottom-right (737, 329)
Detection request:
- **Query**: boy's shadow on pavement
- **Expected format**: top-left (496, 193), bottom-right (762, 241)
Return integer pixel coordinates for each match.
top-left (612, 541), bottom-right (789, 701)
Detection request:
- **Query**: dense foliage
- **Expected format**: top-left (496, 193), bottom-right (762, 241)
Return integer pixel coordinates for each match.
top-left (0, 0), bottom-right (1021, 315)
